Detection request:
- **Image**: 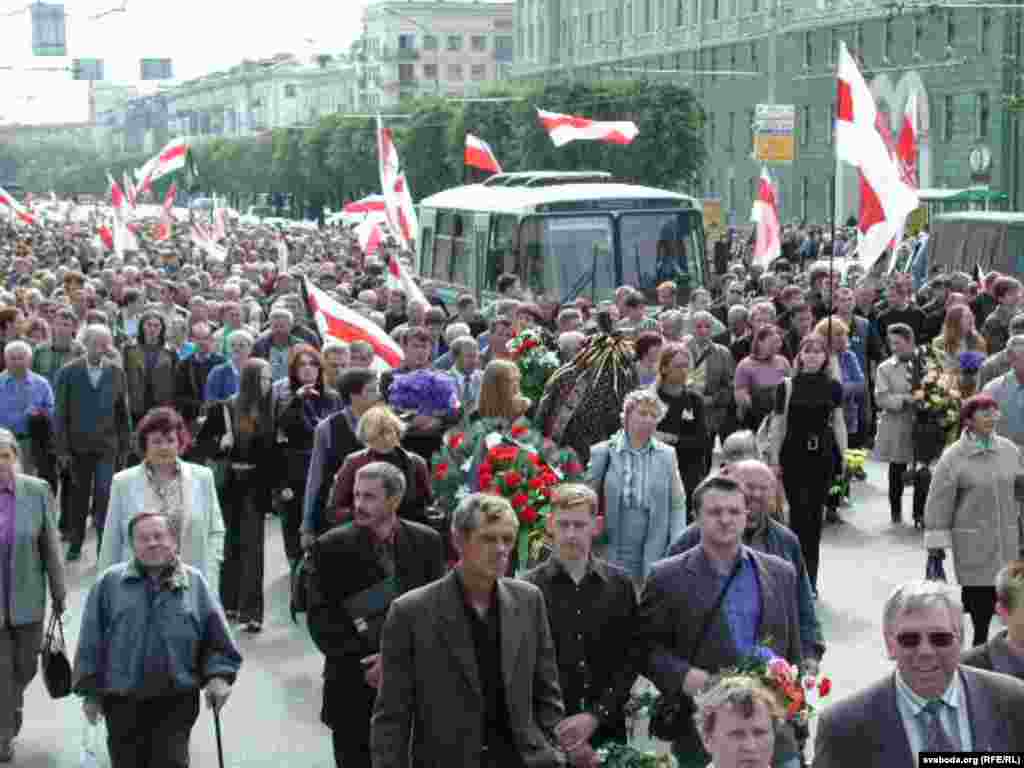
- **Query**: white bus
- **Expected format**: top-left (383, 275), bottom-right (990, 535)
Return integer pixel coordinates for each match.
top-left (416, 171), bottom-right (706, 305)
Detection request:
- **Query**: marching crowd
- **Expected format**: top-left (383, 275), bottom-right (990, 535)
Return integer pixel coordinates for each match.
top-left (0, 213), bottom-right (1021, 768)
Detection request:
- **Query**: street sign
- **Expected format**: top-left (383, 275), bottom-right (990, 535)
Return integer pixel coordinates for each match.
top-left (754, 104), bottom-right (795, 164)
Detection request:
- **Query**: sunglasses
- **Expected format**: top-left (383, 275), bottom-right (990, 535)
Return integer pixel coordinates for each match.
top-left (895, 631), bottom-right (957, 649)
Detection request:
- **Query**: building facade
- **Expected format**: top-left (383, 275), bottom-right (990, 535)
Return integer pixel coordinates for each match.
top-left (514, 0), bottom-right (1024, 224)
top-left (359, 0), bottom-right (515, 109)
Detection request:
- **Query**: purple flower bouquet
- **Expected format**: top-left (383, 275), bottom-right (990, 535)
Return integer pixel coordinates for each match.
top-left (959, 350), bottom-right (986, 375)
top-left (388, 369), bottom-right (458, 416)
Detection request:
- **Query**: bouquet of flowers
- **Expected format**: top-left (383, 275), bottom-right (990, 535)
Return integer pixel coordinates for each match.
top-left (828, 448), bottom-right (868, 504)
top-left (431, 417), bottom-right (584, 570)
top-left (594, 744), bottom-right (677, 768)
top-left (388, 369), bottom-right (459, 416)
top-left (508, 328), bottom-right (562, 405)
top-left (958, 350), bottom-right (986, 398)
top-left (726, 646), bottom-right (832, 725)
top-left (913, 346), bottom-right (962, 462)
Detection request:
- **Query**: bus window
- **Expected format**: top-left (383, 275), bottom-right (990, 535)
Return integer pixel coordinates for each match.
top-left (486, 214), bottom-right (518, 290)
top-left (619, 212), bottom-right (698, 298)
top-left (451, 214), bottom-right (471, 284)
top-left (433, 212), bottom-right (453, 280)
top-left (521, 215), bottom-right (616, 302)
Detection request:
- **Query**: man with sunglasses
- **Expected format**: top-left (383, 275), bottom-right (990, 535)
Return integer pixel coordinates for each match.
top-left (814, 580), bottom-right (1024, 768)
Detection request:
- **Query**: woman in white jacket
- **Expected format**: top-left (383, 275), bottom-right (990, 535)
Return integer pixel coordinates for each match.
top-left (98, 407), bottom-right (225, 595)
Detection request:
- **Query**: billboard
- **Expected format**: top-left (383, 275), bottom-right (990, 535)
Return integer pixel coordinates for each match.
top-left (753, 104), bottom-right (795, 164)
top-left (31, 2), bottom-right (66, 57)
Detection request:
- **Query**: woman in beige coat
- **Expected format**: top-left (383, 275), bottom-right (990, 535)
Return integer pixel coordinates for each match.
top-left (874, 323), bottom-right (917, 524)
top-left (924, 393), bottom-right (1024, 647)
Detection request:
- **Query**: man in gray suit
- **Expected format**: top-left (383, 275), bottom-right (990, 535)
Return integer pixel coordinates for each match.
top-left (371, 493), bottom-right (564, 768)
top-left (814, 580), bottom-right (1024, 768)
top-left (638, 474), bottom-right (802, 767)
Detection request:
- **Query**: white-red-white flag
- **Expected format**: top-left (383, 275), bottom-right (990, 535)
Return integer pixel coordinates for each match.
top-left (465, 133), bottom-right (503, 173)
top-left (343, 194), bottom-right (387, 214)
top-left (304, 279), bottom-right (403, 369)
top-left (387, 253), bottom-right (427, 308)
top-left (750, 168), bottom-right (781, 267)
top-left (377, 119), bottom-right (419, 250)
top-left (106, 173), bottom-right (138, 254)
top-left (536, 107), bottom-right (639, 148)
top-left (136, 138), bottom-right (190, 193)
top-left (212, 207), bottom-right (228, 241)
top-left (122, 171), bottom-right (137, 209)
top-left (356, 218), bottom-right (384, 257)
top-left (155, 182), bottom-right (176, 241)
top-left (896, 89), bottom-right (919, 190)
top-left (835, 42), bottom-right (918, 272)
top-left (107, 172), bottom-right (124, 212)
top-left (0, 187), bottom-right (35, 225)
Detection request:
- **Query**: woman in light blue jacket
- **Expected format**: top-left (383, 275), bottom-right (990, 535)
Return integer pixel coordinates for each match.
top-left (587, 389), bottom-right (688, 585)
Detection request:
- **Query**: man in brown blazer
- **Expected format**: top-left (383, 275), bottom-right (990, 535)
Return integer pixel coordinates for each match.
top-left (371, 493), bottom-right (565, 768)
top-left (638, 474), bottom-right (802, 766)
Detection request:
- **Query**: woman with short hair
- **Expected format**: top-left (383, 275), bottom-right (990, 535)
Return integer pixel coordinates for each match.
top-left (874, 323), bottom-right (918, 525)
top-left (735, 326), bottom-right (791, 431)
top-left (587, 389), bottom-right (687, 584)
top-left (695, 676), bottom-right (781, 768)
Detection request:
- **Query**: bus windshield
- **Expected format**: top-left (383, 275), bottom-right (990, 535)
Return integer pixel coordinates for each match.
top-left (620, 211), bottom-right (700, 297)
top-left (521, 215), bottom-right (617, 302)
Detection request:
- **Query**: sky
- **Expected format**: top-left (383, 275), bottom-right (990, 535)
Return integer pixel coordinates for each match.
top-left (0, 0), bottom-right (367, 124)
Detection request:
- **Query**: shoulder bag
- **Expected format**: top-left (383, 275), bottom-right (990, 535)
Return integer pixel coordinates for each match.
top-left (648, 554), bottom-right (745, 746)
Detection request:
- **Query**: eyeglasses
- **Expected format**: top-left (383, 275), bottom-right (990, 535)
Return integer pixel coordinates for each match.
top-left (894, 631), bottom-right (958, 649)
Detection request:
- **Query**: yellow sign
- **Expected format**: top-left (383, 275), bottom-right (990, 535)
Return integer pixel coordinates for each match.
top-left (702, 198), bottom-right (723, 233)
top-left (754, 133), bottom-right (796, 164)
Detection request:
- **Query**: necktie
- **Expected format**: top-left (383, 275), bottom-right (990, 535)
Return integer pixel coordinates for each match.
top-left (920, 700), bottom-right (960, 753)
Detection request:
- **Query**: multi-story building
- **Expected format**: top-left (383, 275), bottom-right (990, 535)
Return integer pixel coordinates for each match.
top-left (358, 0), bottom-right (515, 109)
top-left (514, 0), bottom-right (1024, 224)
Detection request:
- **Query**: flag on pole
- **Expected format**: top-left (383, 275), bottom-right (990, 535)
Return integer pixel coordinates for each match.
top-left (536, 107), bottom-right (639, 147)
top-left (106, 173), bottom-right (138, 255)
top-left (356, 218), bottom-right (384, 257)
top-left (835, 42), bottom-right (919, 273)
top-left (303, 279), bottom-right (403, 369)
top-left (343, 194), bottom-right (387, 214)
top-left (749, 168), bottom-right (781, 267)
top-left (377, 118), bottom-right (419, 250)
top-left (464, 133), bottom-right (503, 173)
top-left (155, 182), bottom-right (176, 241)
top-left (388, 253), bottom-right (428, 307)
top-left (896, 89), bottom-right (920, 189)
top-left (0, 187), bottom-right (35, 225)
top-left (122, 171), bottom-right (137, 209)
top-left (136, 138), bottom-right (190, 193)
top-left (212, 206), bottom-right (227, 241)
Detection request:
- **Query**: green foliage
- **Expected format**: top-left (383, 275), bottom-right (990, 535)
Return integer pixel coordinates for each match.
top-left (4, 79), bottom-right (705, 207)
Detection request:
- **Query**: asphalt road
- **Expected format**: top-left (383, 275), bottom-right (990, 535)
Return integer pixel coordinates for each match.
top-left (12, 458), bottom-right (984, 767)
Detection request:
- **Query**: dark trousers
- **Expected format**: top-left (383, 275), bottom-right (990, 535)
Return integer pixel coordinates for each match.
top-left (220, 466), bottom-right (265, 623)
top-left (282, 451), bottom-right (311, 565)
top-left (888, 463), bottom-right (907, 520)
top-left (678, 446), bottom-right (710, 523)
top-left (325, 664), bottom-right (376, 768)
top-left (783, 462), bottom-right (829, 591)
top-left (962, 585), bottom-right (998, 647)
top-left (69, 452), bottom-right (114, 550)
top-left (58, 467), bottom-right (72, 535)
top-left (102, 690), bottom-right (200, 768)
top-left (0, 622), bottom-right (42, 741)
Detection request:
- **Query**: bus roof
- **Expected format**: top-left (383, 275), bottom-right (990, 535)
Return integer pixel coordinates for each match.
top-left (933, 211), bottom-right (1024, 225)
top-left (419, 181), bottom-right (698, 215)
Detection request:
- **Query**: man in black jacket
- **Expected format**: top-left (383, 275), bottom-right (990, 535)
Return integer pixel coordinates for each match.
top-left (307, 462), bottom-right (444, 768)
top-left (174, 321), bottom-right (225, 451)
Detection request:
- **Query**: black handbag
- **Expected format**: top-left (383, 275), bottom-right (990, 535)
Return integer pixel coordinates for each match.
top-left (40, 611), bottom-right (72, 699)
top-left (648, 555), bottom-right (745, 746)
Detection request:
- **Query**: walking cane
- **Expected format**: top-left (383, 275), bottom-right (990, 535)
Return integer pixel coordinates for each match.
top-left (213, 707), bottom-right (225, 768)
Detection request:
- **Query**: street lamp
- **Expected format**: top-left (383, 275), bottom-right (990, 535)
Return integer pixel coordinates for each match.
top-left (378, 5), bottom-right (440, 96)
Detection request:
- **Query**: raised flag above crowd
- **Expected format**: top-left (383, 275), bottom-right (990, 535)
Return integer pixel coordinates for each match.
top-left (135, 137), bottom-right (190, 193)
top-left (464, 133), bottom-right (503, 173)
top-left (377, 121), bottom-right (419, 250)
top-left (536, 107), bottom-right (639, 147)
top-left (303, 278), bottom-right (403, 368)
top-left (0, 186), bottom-right (35, 225)
top-left (750, 168), bottom-right (781, 267)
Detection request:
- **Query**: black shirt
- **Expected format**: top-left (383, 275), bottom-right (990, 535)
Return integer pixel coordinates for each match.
top-left (522, 557), bottom-right (638, 742)
top-left (454, 571), bottom-right (519, 760)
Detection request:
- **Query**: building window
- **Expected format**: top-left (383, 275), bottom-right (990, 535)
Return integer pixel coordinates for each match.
top-left (711, 0), bottom-right (719, 21)
top-left (398, 63), bottom-right (415, 82)
top-left (448, 63), bottom-right (464, 80)
top-left (978, 92), bottom-right (990, 138)
top-left (447, 35), bottom-right (462, 51)
top-left (644, 0), bottom-right (652, 31)
top-left (752, 0), bottom-right (758, 13)
top-left (471, 64), bottom-right (487, 80)
top-left (707, 111), bottom-right (716, 149)
top-left (979, 12), bottom-right (990, 54)
top-left (750, 40), bottom-right (758, 68)
top-left (883, 18), bottom-right (893, 61)
top-left (615, 3), bottom-right (623, 36)
top-left (946, 10), bottom-right (956, 47)
top-left (284, 84), bottom-right (296, 98)
top-left (801, 177), bottom-right (809, 221)
top-left (801, 105), bottom-right (810, 146)
top-left (586, 13), bottom-right (594, 42)
top-left (827, 28), bottom-right (836, 67)
top-left (729, 44), bottom-right (736, 70)
top-left (710, 47), bottom-right (717, 79)
top-left (803, 30), bottom-right (812, 69)
top-left (496, 35), bottom-right (514, 61)
top-left (854, 24), bottom-right (863, 57)
top-left (677, 0), bottom-right (685, 26)
top-left (398, 33), bottom-right (416, 50)
top-left (728, 177), bottom-right (736, 215)
top-left (424, 35), bottom-right (438, 51)
top-left (424, 63), bottom-right (438, 79)
top-left (944, 94), bottom-right (954, 141)
top-left (913, 16), bottom-right (923, 57)
top-left (471, 35), bottom-right (487, 52)
top-left (728, 111), bottom-right (735, 150)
